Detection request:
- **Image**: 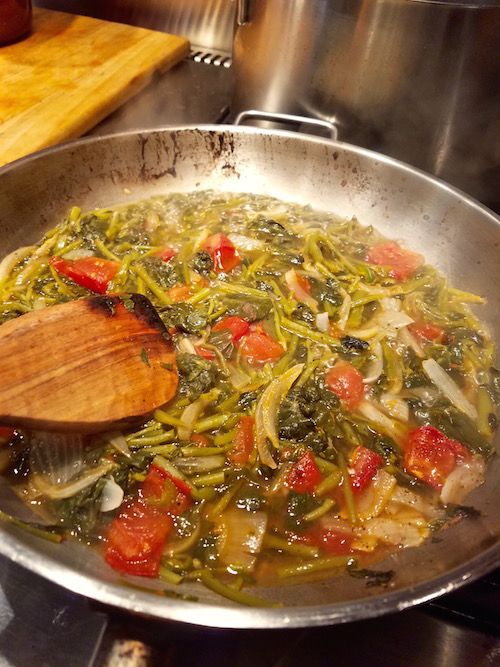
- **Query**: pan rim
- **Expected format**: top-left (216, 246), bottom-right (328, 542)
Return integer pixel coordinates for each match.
top-left (0, 125), bottom-right (498, 627)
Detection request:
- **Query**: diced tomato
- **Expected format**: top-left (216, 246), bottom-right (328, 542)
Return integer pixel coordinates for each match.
top-left (301, 526), bottom-right (355, 555)
top-left (190, 434), bottom-right (210, 447)
top-left (296, 273), bottom-right (311, 294)
top-left (202, 234), bottom-right (241, 273)
top-left (240, 330), bottom-right (284, 366)
top-left (287, 450), bottom-right (322, 494)
top-left (141, 464), bottom-right (192, 515)
top-left (0, 426), bottom-right (15, 441)
top-left (162, 469), bottom-right (192, 497)
top-left (349, 445), bottom-right (383, 493)
top-left (404, 425), bottom-right (470, 489)
top-left (408, 321), bottom-right (445, 343)
top-left (212, 316), bottom-right (250, 343)
top-left (229, 416), bottom-right (255, 466)
top-left (49, 256), bottom-right (119, 294)
top-left (141, 464), bottom-right (171, 501)
top-left (325, 362), bottom-right (364, 411)
top-left (105, 500), bottom-right (172, 577)
top-left (195, 345), bottom-right (217, 361)
top-left (366, 241), bottom-right (424, 281)
top-left (154, 247), bottom-right (177, 262)
top-left (168, 284), bottom-right (193, 302)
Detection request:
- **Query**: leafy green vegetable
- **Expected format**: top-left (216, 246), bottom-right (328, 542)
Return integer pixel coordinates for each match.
top-left (140, 256), bottom-right (183, 288)
top-left (54, 478), bottom-right (107, 536)
top-left (192, 250), bottom-right (213, 276)
top-left (176, 353), bottom-right (219, 399)
top-left (159, 303), bottom-right (208, 334)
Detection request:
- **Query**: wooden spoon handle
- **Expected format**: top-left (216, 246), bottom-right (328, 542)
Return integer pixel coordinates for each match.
top-left (0, 294), bottom-right (178, 432)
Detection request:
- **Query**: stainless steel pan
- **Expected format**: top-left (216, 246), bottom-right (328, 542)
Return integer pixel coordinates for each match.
top-left (0, 125), bottom-right (498, 628)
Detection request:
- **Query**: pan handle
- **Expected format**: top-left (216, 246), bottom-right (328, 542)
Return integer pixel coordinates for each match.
top-left (233, 109), bottom-right (338, 141)
top-left (236, 0), bottom-right (251, 26)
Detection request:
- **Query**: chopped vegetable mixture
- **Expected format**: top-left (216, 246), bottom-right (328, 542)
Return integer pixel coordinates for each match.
top-left (0, 191), bottom-right (497, 606)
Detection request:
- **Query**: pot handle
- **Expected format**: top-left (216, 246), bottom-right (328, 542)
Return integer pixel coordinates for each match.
top-left (236, 0), bottom-right (251, 26)
top-left (234, 109), bottom-right (338, 141)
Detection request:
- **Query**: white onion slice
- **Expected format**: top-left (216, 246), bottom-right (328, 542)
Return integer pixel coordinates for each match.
top-left (61, 248), bottom-right (94, 260)
top-left (356, 516), bottom-right (429, 548)
top-left (228, 364), bottom-right (251, 391)
top-left (32, 461), bottom-right (115, 500)
top-left (363, 342), bottom-right (384, 384)
top-left (177, 337), bottom-right (197, 355)
top-left (178, 391), bottom-right (217, 440)
top-left (422, 358), bottom-right (478, 422)
top-left (356, 471), bottom-right (396, 521)
top-left (255, 363), bottom-right (304, 469)
top-left (0, 246), bottom-right (35, 285)
top-left (100, 477), bottom-right (124, 512)
top-left (399, 325), bottom-right (425, 359)
top-left (357, 400), bottom-right (406, 442)
top-left (105, 431), bottom-right (131, 458)
top-left (316, 312), bottom-right (329, 332)
top-left (217, 509), bottom-right (268, 572)
top-left (440, 456), bottom-right (485, 505)
top-left (228, 234), bottom-right (265, 252)
top-left (379, 393), bottom-right (409, 422)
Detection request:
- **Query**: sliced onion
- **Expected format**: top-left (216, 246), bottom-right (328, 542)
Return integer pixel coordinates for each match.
top-left (100, 477), bottom-right (124, 512)
top-left (336, 288), bottom-right (352, 330)
top-left (440, 456), bottom-right (485, 505)
top-left (177, 337), bottom-right (197, 355)
top-left (176, 455), bottom-right (225, 474)
top-left (422, 358), bottom-right (478, 422)
top-left (363, 342), bottom-right (384, 384)
top-left (217, 509), bottom-right (268, 572)
top-left (255, 363), bottom-right (304, 469)
top-left (178, 392), bottom-right (217, 440)
top-left (32, 460), bottom-right (115, 500)
top-left (61, 248), bottom-right (94, 260)
top-left (356, 516), bottom-right (429, 548)
top-left (105, 431), bottom-right (131, 458)
top-left (284, 269), bottom-right (318, 311)
top-left (378, 310), bottom-right (414, 334)
top-left (316, 312), bottom-right (329, 332)
top-left (406, 385), bottom-right (440, 406)
top-left (228, 234), bottom-right (265, 252)
top-left (380, 297), bottom-right (401, 312)
top-left (0, 245), bottom-right (34, 285)
top-left (399, 326), bottom-right (425, 359)
top-left (379, 393), bottom-right (409, 422)
top-left (388, 486), bottom-right (441, 519)
top-left (356, 471), bottom-right (396, 521)
top-left (357, 400), bottom-right (407, 443)
top-left (29, 432), bottom-right (84, 485)
top-left (228, 364), bottom-right (251, 391)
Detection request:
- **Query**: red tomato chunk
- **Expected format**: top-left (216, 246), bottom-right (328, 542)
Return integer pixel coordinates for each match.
top-left (287, 451), bottom-right (322, 494)
top-left (408, 321), bottom-right (445, 343)
top-left (212, 316), bottom-right (250, 342)
top-left (229, 416), bottom-right (255, 466)
top-left (240, 328), bottom-right (284, 366)
top-left (349, 445), bottom-right (383, 493)
top-left (325, 362), bottom-right (364, 411)
top-left (49, 256), bottom-right (119, 294)
top-left (105, 501), bottom-right (172, 577)
top-left (366, 241), bottom-right (423, 281)
top-left (404, 425), bottom-right (471, 489)
top-left (202, 234), bottom-right (241, 273)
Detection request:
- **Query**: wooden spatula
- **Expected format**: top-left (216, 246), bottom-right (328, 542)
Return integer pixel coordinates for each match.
top-left (0, 294), bottom-right (178, 433)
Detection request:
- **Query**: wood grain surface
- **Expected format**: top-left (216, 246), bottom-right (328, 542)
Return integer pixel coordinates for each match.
top-left (0, 8), bottom-right (189, 166)
top-left (0, 295), bottom-right (178, 432)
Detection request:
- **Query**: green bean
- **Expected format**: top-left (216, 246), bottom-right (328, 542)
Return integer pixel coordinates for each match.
top-left (94, 239), bottom-right (120, 262)
top-left (132, 264), bottom-right (172, 305)
top-left (159, 565), bottom-right (183, 585)
top-left (303, 498), bottom-right (336, 522)
top-left (0, 509), bottom-right (63, 544)
top-left (153, 409), bottom-right (186, 428)
top-left (192, 470), bottom-right (225, 487)
top-left (197, 570), bottom-right (280, 607)
top-left (316, 470), bottom-right (342, 496)
top-left (277, 555), bottom-right (353, 578)
top-left (263, 535), bottom-right (319, 558)
top-left (128, 431), bottom-right (176, 447)
top-left (213, 429), bottom-right (236, 446)
top-left (193, 414), bottom-right (229, 433)
top-left (180, 446), bottom-right (225, 457)
top-left (338, 454), bottom-right (357, 524)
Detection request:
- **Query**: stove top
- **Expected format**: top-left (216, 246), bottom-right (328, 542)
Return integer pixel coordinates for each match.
top-left (1, 54), bottom-right (498, 667)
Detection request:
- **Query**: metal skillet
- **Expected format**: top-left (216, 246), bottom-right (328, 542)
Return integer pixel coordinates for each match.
top-left (0, 120), bottom-right (498, 628)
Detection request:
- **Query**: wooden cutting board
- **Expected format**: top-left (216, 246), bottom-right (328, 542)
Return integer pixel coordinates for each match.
top-left (0, 8), bottom-right (190, 167)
